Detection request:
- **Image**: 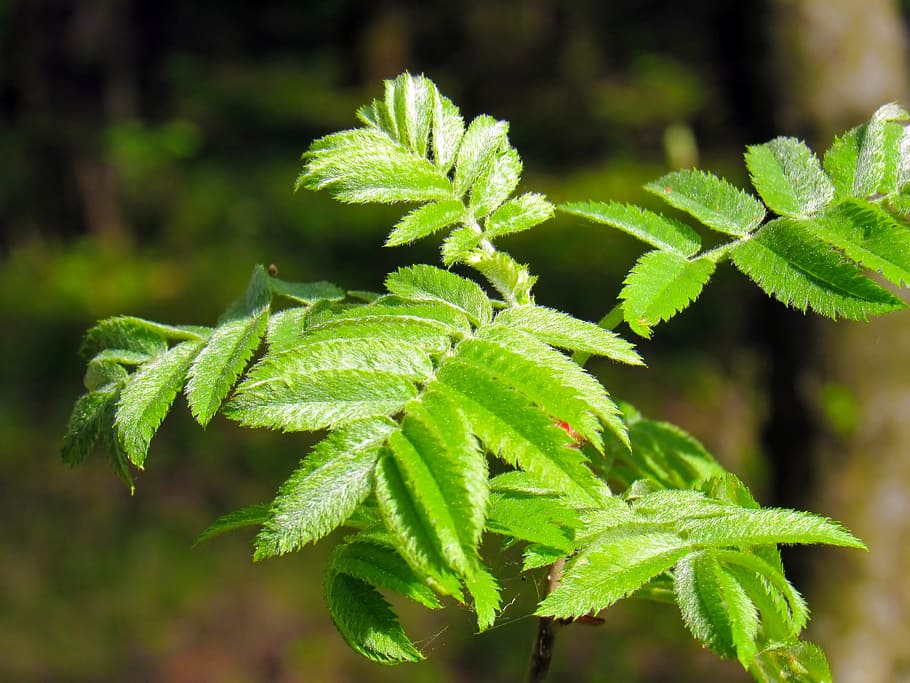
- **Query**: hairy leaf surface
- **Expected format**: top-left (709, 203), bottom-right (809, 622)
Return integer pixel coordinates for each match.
top-left (620, 251), bottom-right (716, 337)
top-left (186, 306), bottom-right (269, 426)
top-left (731, 218), bottom-right (906, 319)
top-left (646, 170), bottom-right (766, 236)
top-left (493, 305), bottom-right (642, 365)
top-left (115, 339), bottom-right (204, 466)
top-left (325, 572), bottom-right (423, 664)
top-left (745, 137), bottom-right (834, 217)
top-left (560, 200), bottom-right (701, 256)
top-left (385, 200), bottom-right (465, 246)
top-left (807, 200), bottom-right (910, 287)
top-left (256, 419), bottom-right (394, 558)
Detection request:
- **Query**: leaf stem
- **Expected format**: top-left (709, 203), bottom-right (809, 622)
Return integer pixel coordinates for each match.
top-left (572, 303), bottom-right (624, 367)
top-left (527, 557), bottom-right (566, 683)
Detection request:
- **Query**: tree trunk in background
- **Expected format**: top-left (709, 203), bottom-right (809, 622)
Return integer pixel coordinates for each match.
top-left (771, 2), bottom-right (910, 681)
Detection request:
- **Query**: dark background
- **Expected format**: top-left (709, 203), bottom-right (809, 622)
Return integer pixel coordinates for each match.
top-left (2, 1), bottom-right (909, 681)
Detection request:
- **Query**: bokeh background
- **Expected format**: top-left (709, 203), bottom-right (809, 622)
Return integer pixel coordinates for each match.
top-left (3, 1), bottom-right (910, 681)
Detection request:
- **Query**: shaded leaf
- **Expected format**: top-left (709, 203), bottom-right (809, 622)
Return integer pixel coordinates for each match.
top-left (325, 572), bottom-right (423, 664)
top-left (196, 504), bottom-right (269, 545)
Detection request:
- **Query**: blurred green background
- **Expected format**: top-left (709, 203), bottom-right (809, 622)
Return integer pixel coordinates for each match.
top-left (3, 1), bottom-right (910, 681)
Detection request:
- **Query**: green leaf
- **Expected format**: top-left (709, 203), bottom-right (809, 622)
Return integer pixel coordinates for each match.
top-left (674, 549), bottom-right (760, 667)
top-left (616, 417), bottom-right (726, 488)
top-left (485, 193), bottom-right (554, 238)
top-left (268, 277), bottom-right (345, 304)
top-left (115, 339), bottom-right (204, 467)
top-left (386, 264), bottom-right (493, 326)
top-left (493, 305), bottom-right (643, 365)
top-left (385, 400), bottom-right (487, 575)
top-left (752, 641), bottom-right (832, 683)
top-left (853, 102), bottom-right (908, 198)
top-left (195, 504), bottom-right (269, 545)
top-left (299, 315), bottom-right (454, 355)
top-left (99, 391), bottom-right (135, 492)
top-left (431, 88), bottom-right (465, 174)
top-left (486, 489), bottom-right (577, 551)
top-left (374, 451), bottom-right (465, 599)
top-left (717, 549), bottom-right (808, 639)
top-left (646, 170), bottom-right (766, 237)
top-left (620, 251), bottom-right (716, 337)
top-left (437, 359), bottom-right (608, 506)
top-left (385, 199), bottom-right (465, 246)
top-left (243, 337), bottom-right (434, 387)
top-left (81, 316), bottom-right (208, 359)
top-left (731, 218), bottom-right (906, 319)
top-left (470, 324), bottom-right (627, 450)
top-left (255, 419), bottom-right (395, 559)
top-left (560, 201), bottom-right (701, 256)
top-left (299, 128), bottom-right (452, 204)
top-left (470, 251), bottom-right (537, 306)
top-left (676, 505), bottom-right (865, 549)
top-left (62, 388), bottom-right (118, 466)
top-left (807, 200), bottom-right (910, 287)
top-left (745, 137), bottom-right (835, 217)
top-left (325, 572), bottom-right (423, 664)
top-left (823, 126), bottom-right (861, 199)
top-left (440, 226), bottom-right (484, 266)
top-left (453, 115), bottom-right (509, 198)
top-left (310, 300), bottom-right (471, 336)
top-left (220, 265), bottom-right (272, 322)
top-left (537, 526), bottom-right (691, 619)
top-left (226, 368), bottom-right (417, 432)
top-left (389, 73), bottom-right (434, 157)
top-left (470, 147), bottom-right (522, 218)
top-left (84, 359), bottom-right (129, 391)
top-left (186, 306), bottom-right (269, 426)
top-left (331, 539), bottom-right (442, 610)
top-left (463, 562), bottom-right (501, 631)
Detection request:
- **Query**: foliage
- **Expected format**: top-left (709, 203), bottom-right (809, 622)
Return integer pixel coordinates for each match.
top-left (63, 73), bottom-right (910, 681)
